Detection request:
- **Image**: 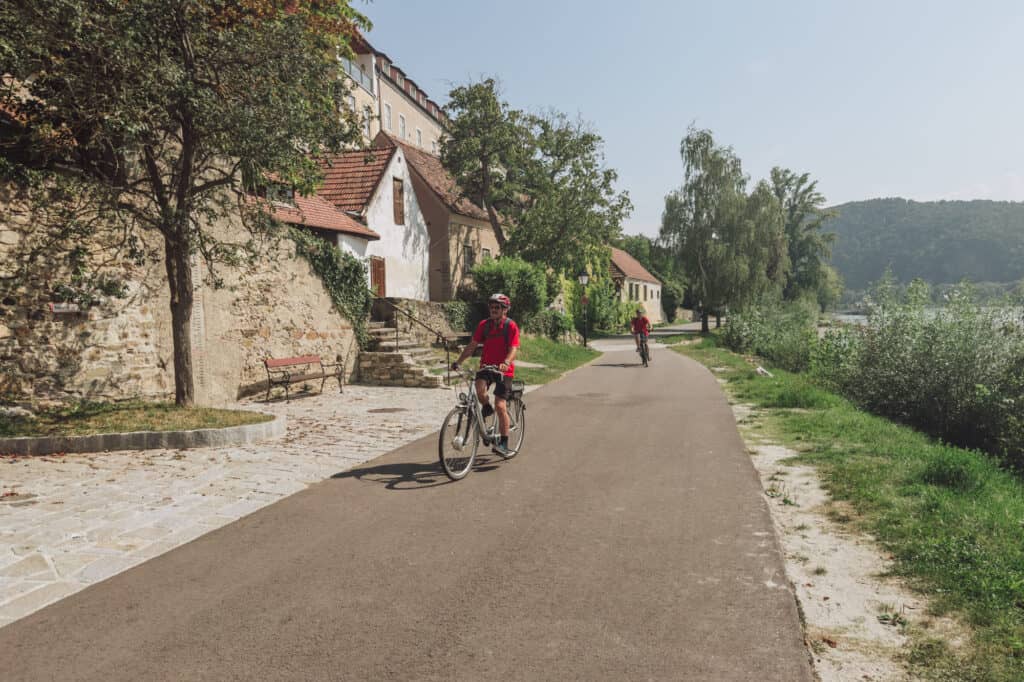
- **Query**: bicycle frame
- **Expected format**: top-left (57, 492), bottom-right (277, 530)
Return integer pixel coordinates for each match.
top-left (452, 364), bottom-right (505, 447)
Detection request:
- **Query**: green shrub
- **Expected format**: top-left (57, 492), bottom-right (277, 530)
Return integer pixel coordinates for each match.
top-left (441, 300), bottom-right (473, 332)
top-left (525, 308), bottom-right (574, 341)
top-left (566, 275), bottom-right (633, 334)
top-left (470, 256), bottom-right (548, 327)
top-left (721, 298), bottom-right (818, 372)
top-left (919, 449), bottom-right (991, 493)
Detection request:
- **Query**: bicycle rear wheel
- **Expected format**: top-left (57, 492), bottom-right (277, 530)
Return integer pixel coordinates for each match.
top-left (503, 398), bottom-right (526, 457)
top-left (439, 407), bottom-right (478, 480)
top-left (641, 341), bottom-right (649, 367)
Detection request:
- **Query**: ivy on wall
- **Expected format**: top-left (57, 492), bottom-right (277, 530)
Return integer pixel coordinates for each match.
top-left (288, 227), bottom-right (372, 348)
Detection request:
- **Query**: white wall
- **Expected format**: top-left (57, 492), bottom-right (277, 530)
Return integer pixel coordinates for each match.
top-left (336, 233), bottom-right (369, 259)
top-left (361, 149), bottom-right (430, 300)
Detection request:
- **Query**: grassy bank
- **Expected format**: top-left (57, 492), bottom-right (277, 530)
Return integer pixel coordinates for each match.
top-left (514, 335), bottom-right (599, 385)
top-left (674, 335), bottom-right (1024, 681)
top-left (0, 401), bottom-right (272, 438)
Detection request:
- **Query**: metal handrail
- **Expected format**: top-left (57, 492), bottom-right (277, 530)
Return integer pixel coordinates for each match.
top-left (369, 293), bottom-right (458, 386)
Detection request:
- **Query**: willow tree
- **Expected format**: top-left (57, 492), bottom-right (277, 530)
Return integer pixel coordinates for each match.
top-left (0, 0), bottom-right (368, 405)
top-left (660, 128), bottom-right (747, 332)
top-left (770, 167), bottom-right (837, 302)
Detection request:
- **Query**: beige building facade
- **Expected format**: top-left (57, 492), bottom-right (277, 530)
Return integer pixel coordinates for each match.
top-left (343, 35), bottom-right (446, 153)
top-left (610, 247), bottom-right (664, 323)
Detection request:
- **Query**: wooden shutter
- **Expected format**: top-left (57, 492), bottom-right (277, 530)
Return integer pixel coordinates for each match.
top-left (393, 178), bottom-right (404, 225)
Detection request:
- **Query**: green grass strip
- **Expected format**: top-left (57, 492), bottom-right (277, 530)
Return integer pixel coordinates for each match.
top-left (0, 401), bottom-right (271, 438)
top-left (674, 335), bottom-right (1024, 681)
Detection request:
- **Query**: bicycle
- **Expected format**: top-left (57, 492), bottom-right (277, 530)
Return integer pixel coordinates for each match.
top-left (638, 332), bottom-right (650, 368)
top-left (438, 364), bottom-right (527, 481)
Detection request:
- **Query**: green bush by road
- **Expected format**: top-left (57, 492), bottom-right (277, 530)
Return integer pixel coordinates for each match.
top-left (674, 335), bottom-right (1024, 681)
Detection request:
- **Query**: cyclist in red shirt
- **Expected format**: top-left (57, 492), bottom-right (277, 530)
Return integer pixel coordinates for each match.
top-left (631, 307), bottom-right (651, 354)
top-left (451, 293), bottom-right (520, 456)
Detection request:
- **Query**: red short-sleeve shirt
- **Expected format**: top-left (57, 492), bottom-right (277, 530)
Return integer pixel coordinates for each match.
top-left (631, 316), bottom-right (651, 335)
top-left (472, 317), bottom-right (520, 377)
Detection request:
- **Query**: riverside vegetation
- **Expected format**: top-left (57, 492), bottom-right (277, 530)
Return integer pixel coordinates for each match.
top-left (707, 280), bottom-right (1024, 680)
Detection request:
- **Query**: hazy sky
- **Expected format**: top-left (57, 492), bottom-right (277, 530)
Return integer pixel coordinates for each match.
top-left (360, 0), bottom-right (1024, 237)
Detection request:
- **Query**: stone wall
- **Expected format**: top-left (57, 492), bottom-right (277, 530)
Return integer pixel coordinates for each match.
top-left (0, 187), bottom-right (360, 407)
top-left (193, 222), bottom-right (360, 405)
top-left (372, 297), bottom-right (464, 346)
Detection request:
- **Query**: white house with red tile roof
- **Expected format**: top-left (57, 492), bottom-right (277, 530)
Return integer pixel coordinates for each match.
top-left (316, 144), bottom-right (430, 300)
top-left (609, 247), bottom-right (665, 323)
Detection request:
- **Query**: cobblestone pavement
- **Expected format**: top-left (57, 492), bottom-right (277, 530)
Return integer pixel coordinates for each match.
top-left (0, 385), bottom-right (455, 629)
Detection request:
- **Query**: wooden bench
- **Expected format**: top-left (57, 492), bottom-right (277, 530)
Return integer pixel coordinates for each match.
top-left (263, 355), bottom-right (343, 401)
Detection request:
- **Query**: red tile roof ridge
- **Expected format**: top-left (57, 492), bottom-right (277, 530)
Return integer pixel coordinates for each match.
top-left (373, 131), bottom-right (491, 222)
top-left (251, 193), bottom-right (379, 240)
top-left (609, 247), bottom-right (660, 284)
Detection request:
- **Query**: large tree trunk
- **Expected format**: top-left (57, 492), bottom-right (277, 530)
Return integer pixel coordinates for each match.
top-left (701, 310), bottom-right (710, 334)
top-left (164, 234), bottom-right (195, 407)
top-left (715, 313), bottom-right (721, 329)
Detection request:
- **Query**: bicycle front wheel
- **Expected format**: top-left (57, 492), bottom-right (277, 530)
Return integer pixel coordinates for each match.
top-left (504, 398), bottom-right (526, 457)
top-left (641, 342), bottom-right (649, 367)
top-left (439, 406), bottom-right (478, 480)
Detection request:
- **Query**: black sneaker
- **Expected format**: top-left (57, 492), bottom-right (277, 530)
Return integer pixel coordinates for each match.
top-left (494, 437), bottom-right (512, 457)
top-left (481, 404), bottom-right (494, 419)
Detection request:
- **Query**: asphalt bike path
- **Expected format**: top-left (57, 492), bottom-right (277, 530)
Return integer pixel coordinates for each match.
top-left (0, 336), bottom-right (812, 681)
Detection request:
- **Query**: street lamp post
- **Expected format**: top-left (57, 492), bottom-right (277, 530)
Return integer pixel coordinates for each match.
top-left (577, 270), bottom-right (590, 348)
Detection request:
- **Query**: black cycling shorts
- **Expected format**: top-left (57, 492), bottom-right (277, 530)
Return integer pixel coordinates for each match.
top-left (475, 369), bottom-right (513, 399)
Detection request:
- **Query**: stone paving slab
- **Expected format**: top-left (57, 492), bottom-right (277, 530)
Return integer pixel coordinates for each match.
top-left (0, 385), bottom-right (455, 628)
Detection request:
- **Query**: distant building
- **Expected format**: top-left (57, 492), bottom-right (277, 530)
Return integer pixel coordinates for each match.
top-left (341, 34), bottom-right (446, 153)
top-left (609, 247), bottom-right (664, 323)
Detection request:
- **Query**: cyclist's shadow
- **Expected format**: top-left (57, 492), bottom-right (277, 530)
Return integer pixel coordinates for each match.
top-left (331, 455), bottom-right (502, 491)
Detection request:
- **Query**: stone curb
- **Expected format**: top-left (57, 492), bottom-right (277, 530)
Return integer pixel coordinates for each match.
top-left (0, 412), bottom-right (286, 456)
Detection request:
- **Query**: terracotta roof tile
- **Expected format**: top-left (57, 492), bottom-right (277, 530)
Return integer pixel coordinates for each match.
top-left (373, 131), bottom-right (490, 222)
top-left (609, 247), bottom-right (660, 285)
top-left (316, 146), bottom-right (396, 213)
top-left (256, 194), bottom-right (380, 240)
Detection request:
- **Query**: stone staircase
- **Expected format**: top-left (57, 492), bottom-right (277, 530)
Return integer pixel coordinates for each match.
top-left (357, 321), bottom-right (449, 388)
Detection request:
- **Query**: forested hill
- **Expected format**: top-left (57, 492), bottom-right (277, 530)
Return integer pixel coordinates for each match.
top-left (827, 198), bottom-right (1024, 289)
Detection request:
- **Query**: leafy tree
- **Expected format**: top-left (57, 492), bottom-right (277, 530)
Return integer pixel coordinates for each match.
top-left (769, 168), bottom-right (836, 300)
top-left (440, 79), bottom-right (531, 250)
top-left (509, 112), bottom-right (632, 276)
top-left (0, 0), bottom-right (368, 406)
top-left (441, 82), bottom-right (630, 277)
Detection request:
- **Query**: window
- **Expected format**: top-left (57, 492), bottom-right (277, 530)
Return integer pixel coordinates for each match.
top-left (396, 73), bottom-right (404, 87)
top-left (463, 244), bottom-right (475, 269)
top-left (346, 94), bottom-right (356, 112)
top-left (399, 114), bottom-right (406, 139)
top-left (266, 183), bottom-right (293, 205)
top-left (416, 128), bottom-right (422, 146)
top-left (384, 103), bottom-right (392, 131)
top-left (363, 106), bottom-right (372, 138)
top-left (482, 247), bottom-right (492, 260)
top-left (644, 285), bottom-right (648, 301)
top-left (392, 177), bottom-right (404, 225)
top-left (432, 140), bottom-right (438, 155)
